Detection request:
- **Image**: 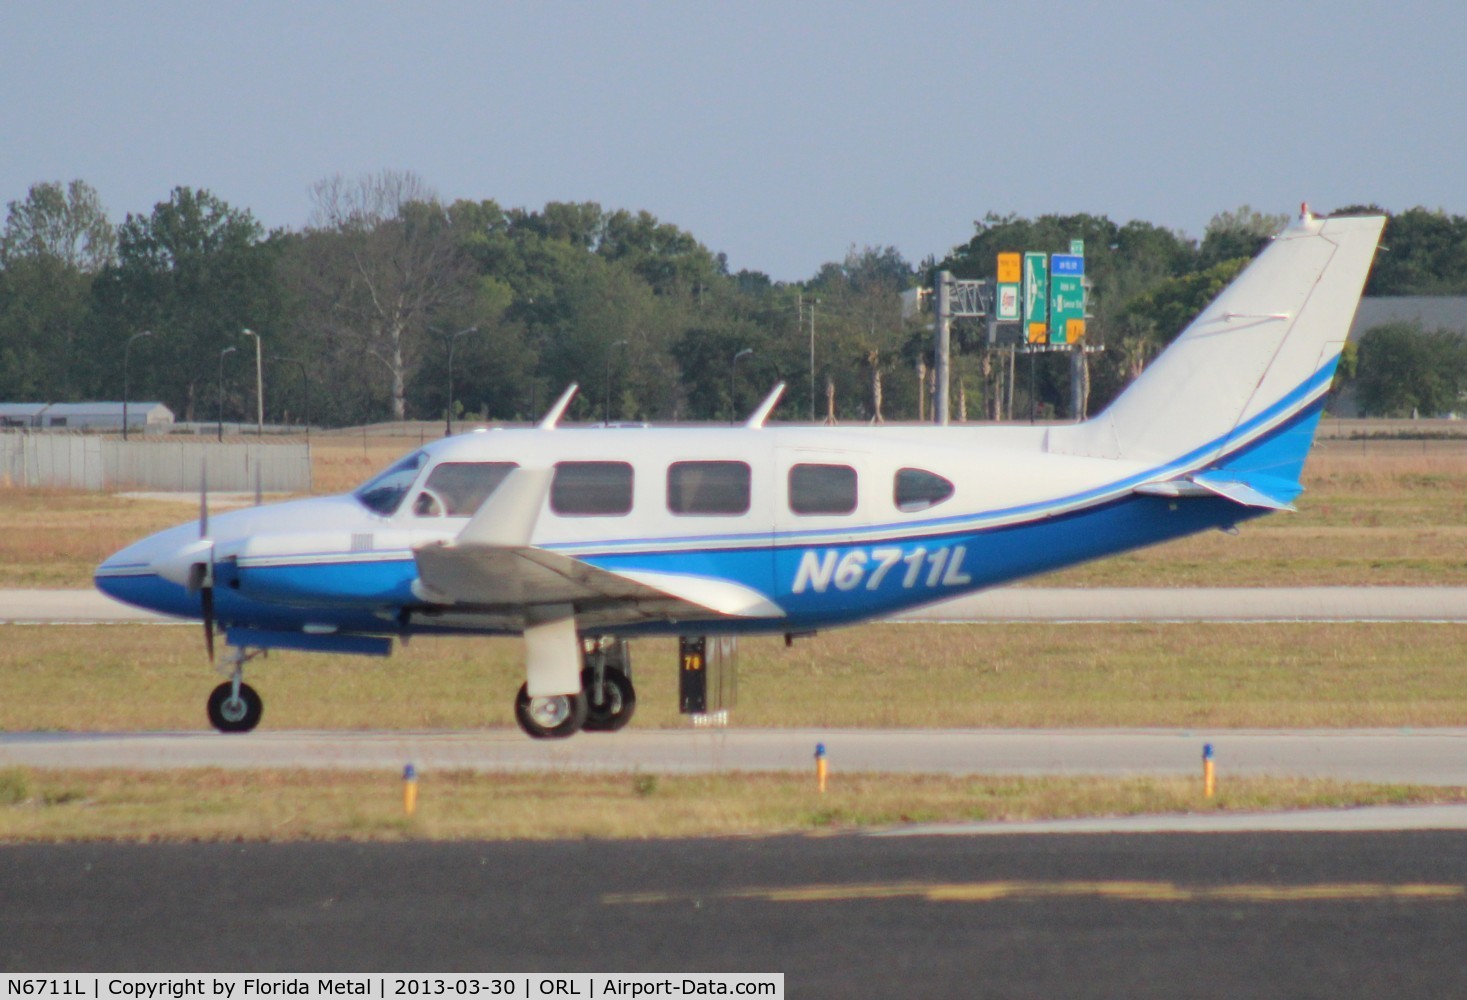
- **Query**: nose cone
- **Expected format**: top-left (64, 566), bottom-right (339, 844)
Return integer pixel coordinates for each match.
top-left (95, 522), bottom-right (207, 619)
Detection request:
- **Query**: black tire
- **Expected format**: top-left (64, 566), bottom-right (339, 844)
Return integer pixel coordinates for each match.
top-left (581, 667), bottom-right (637, 732)
top-left (207, 681), bottom-right (263, 733)
top-left (514, 684), bottom-right (588, 739)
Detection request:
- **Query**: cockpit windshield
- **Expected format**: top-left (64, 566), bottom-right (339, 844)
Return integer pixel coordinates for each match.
top-left (353, 450), bottom-right (428, 516)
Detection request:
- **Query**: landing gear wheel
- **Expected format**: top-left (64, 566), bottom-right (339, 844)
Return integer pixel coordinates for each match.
top-left (514, 684), bottom-right (588, 739)
top-left (207, 681), bottom-right (263, 733)
top-left (581, 667), bottom-right (637, 732)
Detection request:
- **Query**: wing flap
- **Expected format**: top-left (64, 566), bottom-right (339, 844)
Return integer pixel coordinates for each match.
top-left (413, 543), bottom-right (783, 621)
top-left (611, 568), bottom-right (785, 618)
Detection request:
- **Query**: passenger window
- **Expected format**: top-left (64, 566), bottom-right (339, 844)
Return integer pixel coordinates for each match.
top-left (668, 461), bottom-right (751, 516)
top-left (788, 463), bottom-right (857, 516)
top-left (894, 468), bottom-right (955, 512)
top-left (551, 461), bottom-right (634, 516)
top-left (414, 462), bottom-right (518, 518)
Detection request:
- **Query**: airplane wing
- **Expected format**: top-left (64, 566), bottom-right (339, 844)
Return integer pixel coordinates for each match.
top-left (410, 467), bottom-right (784, 628)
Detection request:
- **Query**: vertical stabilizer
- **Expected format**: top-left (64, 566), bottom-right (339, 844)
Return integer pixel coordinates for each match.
top-left (1052, 212), bottom-right (1384, 474)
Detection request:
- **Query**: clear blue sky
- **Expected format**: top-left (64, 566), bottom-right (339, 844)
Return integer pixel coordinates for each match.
top-left (4, 1), bottom-right (1464, 281)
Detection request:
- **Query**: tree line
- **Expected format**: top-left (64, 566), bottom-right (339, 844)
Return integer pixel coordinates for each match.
top-left (2, 176), bottom-right (1464, 428)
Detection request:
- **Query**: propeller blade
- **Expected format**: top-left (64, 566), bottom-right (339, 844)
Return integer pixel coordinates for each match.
top-left (199, 459), bottom-right (210, 538)
top-left (201, 584), bottom-right (215, 662)
top-left (198, 459), bottom-right (214, 661)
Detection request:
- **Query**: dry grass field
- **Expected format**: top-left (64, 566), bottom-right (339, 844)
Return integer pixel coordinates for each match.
top-left (1039, 438), bottom-right (1467, 586)
top-left (2, 766), bottom-right (1463, 842)
top-left (1, 432), bottom-right (1464, 589)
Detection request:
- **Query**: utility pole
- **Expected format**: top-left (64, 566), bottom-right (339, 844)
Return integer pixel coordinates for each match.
top-left (934, 272), bottom-right (952, 425)
top-left (930, 273), bottom-right (990, 425)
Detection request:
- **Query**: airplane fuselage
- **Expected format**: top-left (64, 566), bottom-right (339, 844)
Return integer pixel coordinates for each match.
top-left (97, 417), bottom-right (1274, 640)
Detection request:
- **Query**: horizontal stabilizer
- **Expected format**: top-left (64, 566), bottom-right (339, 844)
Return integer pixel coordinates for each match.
top-left (1190, 471), bottom-right (1299, 511)
top-left (1134, 471), bottom-right (1299, 511)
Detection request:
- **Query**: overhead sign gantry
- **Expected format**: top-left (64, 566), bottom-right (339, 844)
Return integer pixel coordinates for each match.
top-left (928, 242), bottom-right (1096, 424)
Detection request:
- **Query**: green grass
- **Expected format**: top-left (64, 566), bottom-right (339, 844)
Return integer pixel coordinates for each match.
top-left (3, 621), bottom-right (1467, 732)
top-left (1, 768), bottom-right (1461, 842)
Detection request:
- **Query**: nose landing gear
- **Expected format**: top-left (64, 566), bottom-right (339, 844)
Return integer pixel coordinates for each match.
top-left (206, 647), bottom-right (266, 733)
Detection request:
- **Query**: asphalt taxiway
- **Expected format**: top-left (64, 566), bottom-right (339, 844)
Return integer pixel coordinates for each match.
top-left (5, 833), bottom-right (1467, 996)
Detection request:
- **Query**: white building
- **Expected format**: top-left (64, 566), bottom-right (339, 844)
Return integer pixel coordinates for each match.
top-left (0, 402), bottom-right (175, 431)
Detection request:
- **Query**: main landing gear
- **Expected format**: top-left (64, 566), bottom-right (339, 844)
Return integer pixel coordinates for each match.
top-left (207, 646), bottom-right (265, 733)
top-left (515, 636), bottom-right (636, 739)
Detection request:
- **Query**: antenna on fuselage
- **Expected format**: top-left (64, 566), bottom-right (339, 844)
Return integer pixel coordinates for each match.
top-left (537, 384), bottom-right (579, 430)
top-left (744, 382), bottom-right (786, 429)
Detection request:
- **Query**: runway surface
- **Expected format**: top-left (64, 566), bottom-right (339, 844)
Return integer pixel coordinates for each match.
top-left (5, 586), bottom-right (1467, 623)
top-left (5, 833), bottom-right (1467, 996)
top-left (7, 727), bottom-right (1467, 788)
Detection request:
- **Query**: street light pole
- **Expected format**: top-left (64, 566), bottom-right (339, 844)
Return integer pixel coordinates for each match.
top-left (443, 325), bottom-right (479, 436)
top-left (270, 356), bottom-right (311, 441)
top-left (807, 300), bottom-right (818, 422)
top-left (218, 346), bottom-right (237, 442)
top-left (123, 330), bottom-right (153, 442)
top-left (241, 329), bottom-right (263, 436)
top-left (730, 347), bottom-right (753, 424)
top-left (605, 339), bottom-right (628, 425)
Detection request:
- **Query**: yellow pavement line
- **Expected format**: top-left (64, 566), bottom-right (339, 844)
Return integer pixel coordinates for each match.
top-left (605, 881), bottom-right (1466, 906)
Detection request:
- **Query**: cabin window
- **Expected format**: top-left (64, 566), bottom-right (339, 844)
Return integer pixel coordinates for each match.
top-left (667, 461), bottom-right (751, 516)
top-left (354, 450), bottom-right (428, 516)
top-left (551, 461), bottom-right (634, 516)
top-left (413, 461), bottom-right (518, 517)
top-left (788, 463), bottom-right (857, 516)
top-left (894, 468), bottom-right (955, 512)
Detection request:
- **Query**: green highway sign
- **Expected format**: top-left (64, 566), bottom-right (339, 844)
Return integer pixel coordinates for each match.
top-left (1051, 273), bottom-right (1085, 344)
top-left (1023, 252), bottom-right (1048, 343)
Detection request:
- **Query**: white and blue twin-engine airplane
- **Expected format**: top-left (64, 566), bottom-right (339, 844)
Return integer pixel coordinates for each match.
top-left (97, 209), bottom-right (1385, 738)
